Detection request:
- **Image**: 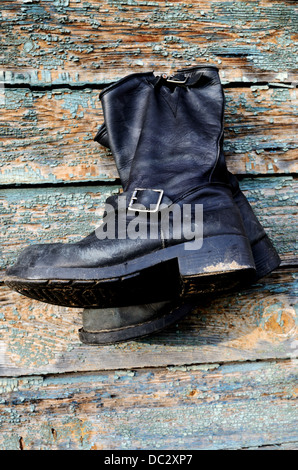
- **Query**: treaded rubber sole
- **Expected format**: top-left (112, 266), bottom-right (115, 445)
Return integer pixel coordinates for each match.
top-left (79, 301), bottom-right (194, 345)
top-left (4, 234), bottom-right (256, 308)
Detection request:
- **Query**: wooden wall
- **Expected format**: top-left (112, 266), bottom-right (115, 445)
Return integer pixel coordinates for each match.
top-left (0, 0), bottom-right (297, 450)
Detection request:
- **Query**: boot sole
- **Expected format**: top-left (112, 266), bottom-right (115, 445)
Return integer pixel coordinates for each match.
top-left (79, 301), bottom-right (194, 345)
top-left (4, 233), bottom-right (255, 308)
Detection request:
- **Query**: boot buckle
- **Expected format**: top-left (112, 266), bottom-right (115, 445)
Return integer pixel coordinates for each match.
top-left (128, 188), bottom-right (164, 213)
top-left (166, 76), bottom-right (187, 84)
top-left (153, 72), bottom-right (187, 85)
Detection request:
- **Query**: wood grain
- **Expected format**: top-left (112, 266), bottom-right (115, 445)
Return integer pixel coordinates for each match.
top-left (0, 0), bottom-right (297, 86)
top-left (0, 269), bottom-right (296, 376)
top-left (0, 86), bottom-right (297, 186)
top-left (0, 0), bottom-right (297, 452)
top-left (0, 359), bottom-right (297, 449)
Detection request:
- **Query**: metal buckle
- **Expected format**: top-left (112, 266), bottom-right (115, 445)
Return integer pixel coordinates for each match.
top-left (166, 77), bottom-right (187, 84)
top-left (153, 72), bottom-right (187, 85)
top-left (128, 188), bottom-right (164, 213)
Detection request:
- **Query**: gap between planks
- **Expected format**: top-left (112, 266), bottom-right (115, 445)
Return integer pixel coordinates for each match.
top-left (2, 80), bottom-right (297, 92)
top-left (1, 173), bottom-right (297, 190)
top-left (0, 355), bottom-right (295, 379)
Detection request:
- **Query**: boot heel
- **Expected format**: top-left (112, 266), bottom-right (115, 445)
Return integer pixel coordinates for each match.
top-left (177, 234), bottom-right (256, 295)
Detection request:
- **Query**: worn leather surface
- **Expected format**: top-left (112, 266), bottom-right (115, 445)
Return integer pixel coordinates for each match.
top-left (96, 68), bottom-right (268, 250)
top-left (6, 66), bottom-right (250, 275)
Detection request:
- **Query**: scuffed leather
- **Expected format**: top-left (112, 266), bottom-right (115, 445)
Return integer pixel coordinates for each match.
top-left (6, 66), bottom-right (247, 276)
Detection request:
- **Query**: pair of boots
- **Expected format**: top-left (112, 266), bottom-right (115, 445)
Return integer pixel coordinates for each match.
top-left (4, 65), bottom-right (280, 344)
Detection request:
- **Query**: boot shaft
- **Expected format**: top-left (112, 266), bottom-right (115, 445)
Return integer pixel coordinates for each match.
top-left (99, 66), bottom-right (229, 199)
top-left (98, 72), bottom-right (155, 188)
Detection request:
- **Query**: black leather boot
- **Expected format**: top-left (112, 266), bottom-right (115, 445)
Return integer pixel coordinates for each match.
top-left (4, 66), bottom-right (256, 309)
top-left (95, 69), bottom-right (280, 283)
top-left (77, 65), bottom-right (281, 345)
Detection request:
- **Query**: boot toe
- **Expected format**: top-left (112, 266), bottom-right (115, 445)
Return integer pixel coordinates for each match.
top-left (5, 243), bottom-right (63, 277)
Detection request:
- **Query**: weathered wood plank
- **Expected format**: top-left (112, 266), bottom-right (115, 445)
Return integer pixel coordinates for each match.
top-left (0, 0), bottom-right (297, 86)
top-left (0, 360), bottom-right (297, 449)
top-left (238, 177), bottom-right (297, 265)
top-left (0, 0), bottom-right (296, 453)
top-left (246, 442), bottom-right (298, 450)
top-left (224, 86), bottom-right (298, 175)
top-left (0, 268), bottom-right (296, 376)
top-left (0, 184), bottom-right (119, 272)
top-left (0, 176), bottom-right (296, 273)
top-left (0, 86), bottom-right (297, 186)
